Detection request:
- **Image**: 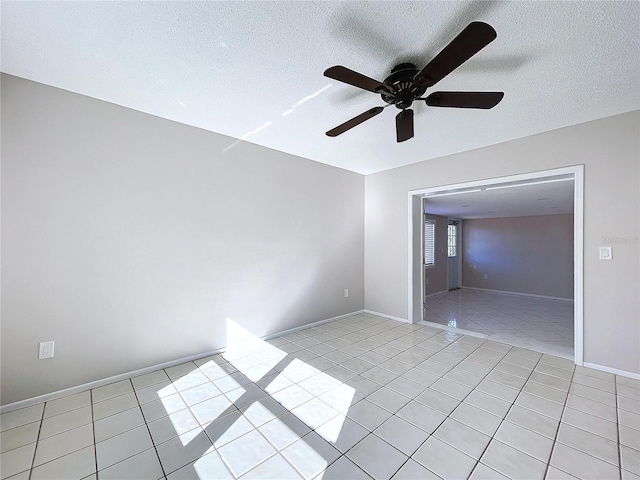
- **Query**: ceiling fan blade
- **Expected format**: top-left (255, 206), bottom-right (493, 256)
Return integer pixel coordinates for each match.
top-left (326, 106), bottom-right (385, 137)
top-left (426, 91), bottom-right (504, 109)
top-left (396, 109), bottom-right (414, 143)
top-left (413, 22), bottom-right (497, 88)
top-left (324, 66), bottom-right (392, 94)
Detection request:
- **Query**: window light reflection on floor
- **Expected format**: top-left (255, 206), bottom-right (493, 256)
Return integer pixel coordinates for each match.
top-left (191, 448), bottom-right (228, 478)
top-left (154, 317), bottom-right (356, 470)
top-left (221, 319), bottom-right (354, 442)
top-left (223, 318), bottom-right (288, 381)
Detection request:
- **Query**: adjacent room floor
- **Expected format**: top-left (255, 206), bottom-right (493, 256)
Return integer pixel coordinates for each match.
top-left (1, 313), bottom-right (638, 480)
top-left (424, 289), bottom-right (574, 359)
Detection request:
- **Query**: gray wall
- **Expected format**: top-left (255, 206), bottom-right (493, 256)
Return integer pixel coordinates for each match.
top-left (423, 212), bottom-right (449, 297)
top-left (1, 75), bottom-right (365, 405)
top-left (462, 214), bottom-right (574, 299)
top-left (365, 111), bottom-right (640, 374)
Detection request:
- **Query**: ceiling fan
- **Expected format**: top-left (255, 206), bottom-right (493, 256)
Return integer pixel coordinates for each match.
top-left (324, 22), bottom-right (504, 142)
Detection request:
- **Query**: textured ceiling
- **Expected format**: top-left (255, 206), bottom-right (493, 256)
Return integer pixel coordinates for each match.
top-left (2, 1), bottom-right (639, 174)
top-left (424, 177), bottom-right (574, 220)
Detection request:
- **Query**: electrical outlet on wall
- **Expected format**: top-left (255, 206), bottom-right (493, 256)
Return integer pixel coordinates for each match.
top-left (599, 246), bottom-right (612, 260)
top-left (344, 289), bottom-right (349, 298)
top-left (39, 341), bottom-right (55, 359)
top-left (484, 274), bottom-right (489, 280)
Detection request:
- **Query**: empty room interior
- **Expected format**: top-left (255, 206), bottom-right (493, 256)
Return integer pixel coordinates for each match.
top-left (1, 2), bottom-right (639, 480)
top-left (421, 176), bottom-right (576, 359)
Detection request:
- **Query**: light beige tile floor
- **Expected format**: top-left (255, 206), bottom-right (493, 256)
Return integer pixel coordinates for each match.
top-left (424, 289), bottom-right (575, 358)
top-left (1, 313), bottom-right (638, 480)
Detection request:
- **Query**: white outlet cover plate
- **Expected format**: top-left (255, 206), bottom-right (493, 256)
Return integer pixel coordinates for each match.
top-left (39, 341), bottom-right (55, 359)
top-left (599, 246), bottom-right (613, 260)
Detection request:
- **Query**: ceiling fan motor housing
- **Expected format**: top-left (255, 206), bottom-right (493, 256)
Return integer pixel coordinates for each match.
top-left (380, 63), bottom-right (427, 109)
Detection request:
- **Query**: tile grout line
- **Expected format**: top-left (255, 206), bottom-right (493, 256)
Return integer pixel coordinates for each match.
top-left (362, 333), bottom-right (509, 479)
top-left (15, 394), bottom-right (107, 478)
top-left (27, 403), bottom-right (46, 480)
top-left (427, 291), bottom-right (575, 354)
top-left (297, 323), bottom-right (459, 478)
top-left (340, 320), bottom-right (575, 469)
top-left (209, 344), bottom-right (353, 479)
top-left (539, 365), bottom-right (623, 475)
top-left (235, 428), bottom-right (304, 480)
top-left (392, 339), bottom-right (488, 478)
top-left (90, 389), bottom-right (98, 479)
top-left (9, 314), bottom-right (635, 480)
top-left (167, 362), bottom-right (276, 477)
top-left (439, 337), bottom-right (552, 469)
top-left (541, 357), bottom-right (575, 480)
top-left (200, 323), bottom-right (523, 476)
top-left (91, 379), bottom-right (156, 478)
top-left (14, 330), bottom-right (425, 480)
top-left (334, 325), bottom-right (452, 477)
top-left (278, 324), bottom-right (438, 477)
top-left (133, 376), bottom-right (168, 479)
top-left (215, 319), bottom-right (620, 478)
top-left (615, 375), bottom-right (622, 480)
top-left (467, 347), bottom-right (547, 479)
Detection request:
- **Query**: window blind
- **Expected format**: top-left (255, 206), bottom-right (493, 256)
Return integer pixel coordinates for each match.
top-left (424, 219), bottom-right (435, 266)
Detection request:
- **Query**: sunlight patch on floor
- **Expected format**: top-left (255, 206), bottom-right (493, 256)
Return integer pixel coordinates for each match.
top-left (153, 317), bottom-right (354, 464)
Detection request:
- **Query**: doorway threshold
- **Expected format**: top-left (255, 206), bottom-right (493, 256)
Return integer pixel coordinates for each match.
top-left (418, 320), bottom-right (488, 339)
top-left (420, 320), bottom-right (573, 360)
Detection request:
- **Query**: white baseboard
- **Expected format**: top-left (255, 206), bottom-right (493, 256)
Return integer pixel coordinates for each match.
top-left (0, 310), bottom-right (365, 414)
top-left (1, 351), bottom-right (226, 414)
top-left (363, 310), bottom-right (410, 323)
top-left (462, 287), bottom-right (573, 302)
top-left (582, 362), bottom-right (640, 380)
top-left (262, 310), bottom-right (365, 340)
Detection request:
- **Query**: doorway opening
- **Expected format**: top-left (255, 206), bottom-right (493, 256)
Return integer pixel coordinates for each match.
top-left (408, 166), bottom-right (584, 365)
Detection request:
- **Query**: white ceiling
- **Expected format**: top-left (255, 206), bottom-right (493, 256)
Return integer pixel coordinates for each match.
top-left (1, 1), bottom-right (639, 174)
top-left (424, 177), bottom-right (574, 220)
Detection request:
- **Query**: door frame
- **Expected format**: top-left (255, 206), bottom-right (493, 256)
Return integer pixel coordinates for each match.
top-left (407, 165), bottom-right (584, 366)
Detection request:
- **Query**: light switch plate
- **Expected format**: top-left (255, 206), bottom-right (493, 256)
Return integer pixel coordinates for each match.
top-left (599, 246), bottom-right (612, 260)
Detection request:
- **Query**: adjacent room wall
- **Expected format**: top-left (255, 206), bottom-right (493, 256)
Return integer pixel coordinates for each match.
top-left (423, 212), bottom-right (448, 297)
top-left (462, 214), bottom-right (574, 299)
top-left (1, 74), bottom-right (365, 405)
top-left (365, 111), bottom-right (640, 374)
